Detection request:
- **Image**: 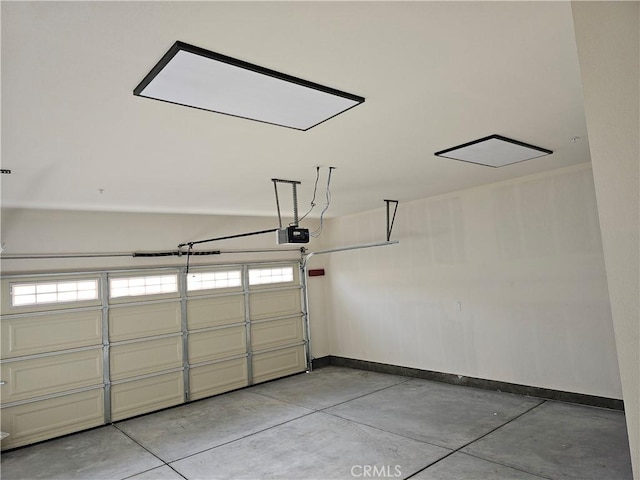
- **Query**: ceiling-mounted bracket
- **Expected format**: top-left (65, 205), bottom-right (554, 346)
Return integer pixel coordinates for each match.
top-left (384, 199), bottom-right (399, 241)
top-left (272, 178), bottom-right (302, 227)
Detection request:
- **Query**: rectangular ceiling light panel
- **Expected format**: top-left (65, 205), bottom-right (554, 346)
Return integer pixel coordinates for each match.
top-left (434, 135), bottom-right (553, 167)
top-left (134, 41), bottom-right (365, 131)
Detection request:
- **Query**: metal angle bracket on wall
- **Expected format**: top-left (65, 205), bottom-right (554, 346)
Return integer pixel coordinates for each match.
top-left (385, 199), bottom-right (399, 242)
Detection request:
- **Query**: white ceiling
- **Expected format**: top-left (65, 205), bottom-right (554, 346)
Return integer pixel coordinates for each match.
top-left (1, 1), bottom-right (590, 219)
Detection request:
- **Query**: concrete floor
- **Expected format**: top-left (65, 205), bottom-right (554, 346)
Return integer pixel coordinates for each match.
top-left (1, 366), bottom-right (633, 480)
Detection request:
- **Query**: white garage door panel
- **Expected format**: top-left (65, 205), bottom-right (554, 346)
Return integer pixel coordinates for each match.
top-left (188, 327), bottom-right (246, 364)
top-left (111, 371), bottom-right (183, 421)
top-left (251, 317), bottom-right (303, 351)
top-left (187, 295), bottom-right (245, 330)
top-left (249, 289), bottom-right (301, 320)
top-left (189, 358), bottom-right (248, 401)
top-left (0, 389), bottom-right (104, 450)
top-left (1, 310), bottom-right (102, 359)
top-left (0, 349), bottom-right (103, 404)
top-left (252, 345), bottom-right (306, 384)
top-left (110, 337), bottom-right (182, 381)
top-left (109, 302), bottom-right (181, 342)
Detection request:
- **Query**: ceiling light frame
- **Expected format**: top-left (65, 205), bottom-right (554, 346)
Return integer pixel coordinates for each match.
top-left (133, 41), bottom-right (365, 131)
top-left (434, 134), bottom-right (553, 168)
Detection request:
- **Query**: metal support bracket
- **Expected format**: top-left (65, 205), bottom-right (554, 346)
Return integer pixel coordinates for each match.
top-left (272, 178), bottom-right (302, 227)
top-left (384, 199), bottom-right (399, 241)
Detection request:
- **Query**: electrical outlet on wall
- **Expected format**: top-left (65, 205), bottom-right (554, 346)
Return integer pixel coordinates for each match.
top-left (455, 301), bottom-right (462, 311)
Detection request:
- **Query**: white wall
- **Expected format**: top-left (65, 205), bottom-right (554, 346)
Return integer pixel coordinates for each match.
top-left (321, 164), bottom-right (622, 399)
top-left (0, 209), bottom-right (312, 270)
top-left (0, 208), bottom-right (330, 359)
top-left (572, 2), bottom-right (639, 477)
top-left (306, 270), bottom-right (330, 360)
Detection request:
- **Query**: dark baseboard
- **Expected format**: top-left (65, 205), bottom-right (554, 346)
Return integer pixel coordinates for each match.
top-left (311, 356), bottom-right (332, 369)
top-left (312, 355), bottom-right (624, 411)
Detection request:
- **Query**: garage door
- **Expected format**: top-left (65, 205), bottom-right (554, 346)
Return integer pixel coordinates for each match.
top-left (0, 261), bottom-right (306, 449)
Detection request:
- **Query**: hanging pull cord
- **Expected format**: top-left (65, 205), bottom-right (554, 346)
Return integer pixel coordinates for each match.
top-left (273, 180), bottom-right (283, 229)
